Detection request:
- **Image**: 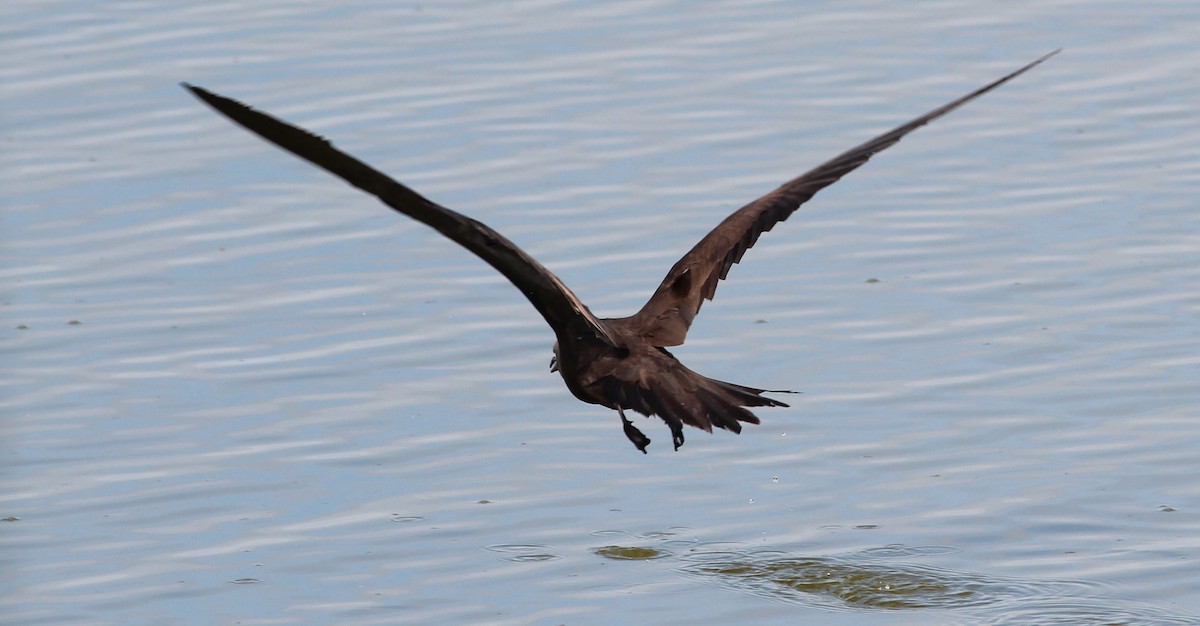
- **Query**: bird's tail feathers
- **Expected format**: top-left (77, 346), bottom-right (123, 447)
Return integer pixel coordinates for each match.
top-left (601, 367), bottom-right (789, 449)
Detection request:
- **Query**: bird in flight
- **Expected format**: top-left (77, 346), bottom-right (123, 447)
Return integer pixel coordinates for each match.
top-left (184, 50), bottom-right (1056, 454)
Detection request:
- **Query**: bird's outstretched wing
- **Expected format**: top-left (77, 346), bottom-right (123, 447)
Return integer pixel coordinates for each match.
top-left (183, 84), bottom-right (619, 348)
top-left (627, 50), bottom-right (1059, 346)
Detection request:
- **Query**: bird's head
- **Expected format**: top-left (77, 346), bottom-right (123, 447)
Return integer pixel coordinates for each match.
top-left (549, 341), bottom-right (560, 373)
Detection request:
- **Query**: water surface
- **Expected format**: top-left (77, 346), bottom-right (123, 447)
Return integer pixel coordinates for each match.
top-left (3, 1), bottom-right (1199, 624)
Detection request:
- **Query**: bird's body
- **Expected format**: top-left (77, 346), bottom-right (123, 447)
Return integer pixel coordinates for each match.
top-left (185, 50), bottom-right (1056, 453)
top-left (552, 318), bottom-right (786, 451)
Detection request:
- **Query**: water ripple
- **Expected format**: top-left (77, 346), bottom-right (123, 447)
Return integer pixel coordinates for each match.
top-left (4, 1), bottom-right (1199, 624)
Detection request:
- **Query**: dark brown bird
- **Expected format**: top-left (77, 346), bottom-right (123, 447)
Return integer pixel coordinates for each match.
top-left (184, 50), bottom-right (1056, 453)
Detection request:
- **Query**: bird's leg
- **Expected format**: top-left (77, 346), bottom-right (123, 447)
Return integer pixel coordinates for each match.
top-left (618, 407), bottom-right (651, 454)
top-left (669, 421), bottom-right (685, 451)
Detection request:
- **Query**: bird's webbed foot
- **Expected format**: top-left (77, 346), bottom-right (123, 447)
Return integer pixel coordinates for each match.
top-left (618, 408), bottom-right (651, 454)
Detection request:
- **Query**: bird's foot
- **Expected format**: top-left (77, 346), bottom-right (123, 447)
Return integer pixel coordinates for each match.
top-left (670, 422), bottom-right (685, 451)
top-left (619, 409), bottom-right (651, 454)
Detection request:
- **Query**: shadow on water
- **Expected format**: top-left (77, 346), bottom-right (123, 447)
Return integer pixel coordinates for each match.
top-left (591, 540), bottom-right (1198, 624)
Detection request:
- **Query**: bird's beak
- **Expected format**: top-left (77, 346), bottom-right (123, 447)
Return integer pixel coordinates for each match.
top-left (549, 355), bottom-right (559, 373)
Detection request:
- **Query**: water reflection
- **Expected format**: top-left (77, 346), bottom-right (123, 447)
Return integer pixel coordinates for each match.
top-left (681, 546), bottom-right (1073, 610)
top-left (592, 539), bottom-right (1199, 623)
top-left (593, 545), bottom-right (671, 561)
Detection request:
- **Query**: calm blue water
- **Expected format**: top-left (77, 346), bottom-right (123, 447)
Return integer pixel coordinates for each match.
top-left (3, 1), bottom-right (1199, 624)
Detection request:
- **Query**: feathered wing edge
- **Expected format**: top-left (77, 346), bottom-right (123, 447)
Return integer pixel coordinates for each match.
top-left (629, 50), bottom-right (1060, 347)
top-left (183, 84), bottom-right (619, 348)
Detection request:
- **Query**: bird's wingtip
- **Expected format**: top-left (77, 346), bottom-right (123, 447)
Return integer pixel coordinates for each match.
top-left (1036, 48), bottom-right (1063, 64)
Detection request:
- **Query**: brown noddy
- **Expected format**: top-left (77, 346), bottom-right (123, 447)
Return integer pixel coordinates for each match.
top-left (184, 50), bottom-right (1057, 453)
